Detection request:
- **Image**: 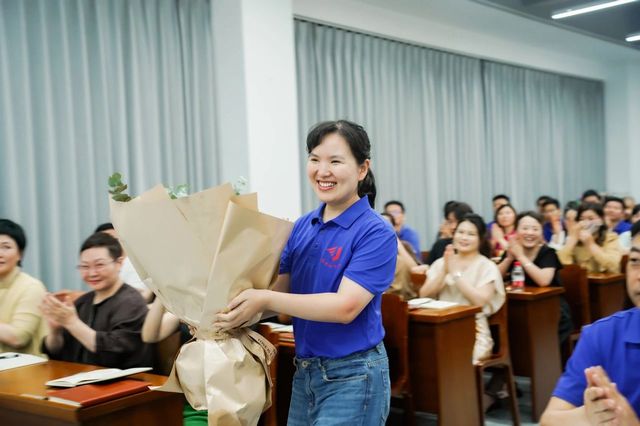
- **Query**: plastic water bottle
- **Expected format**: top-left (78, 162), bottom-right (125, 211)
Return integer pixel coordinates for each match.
top-left (511, 261), bottom-right (525, 291)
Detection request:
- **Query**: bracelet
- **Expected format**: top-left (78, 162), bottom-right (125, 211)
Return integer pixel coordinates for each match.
top-left (523, 262), bottom-right (534, 268)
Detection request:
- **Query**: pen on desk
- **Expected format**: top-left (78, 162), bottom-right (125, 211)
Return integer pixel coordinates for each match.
top-left (21, 393), bottom-right (49, 400)
top-left (0, 353), bottom-right (20, 359)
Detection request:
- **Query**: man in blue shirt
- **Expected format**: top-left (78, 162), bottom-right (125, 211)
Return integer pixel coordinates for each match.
top-left (604, 196), bottom-right (632, 235)
top-left (540, 245), bottom-right (640, 425)
top-left (541, 198), bottom-right (565, 243)
top-left (384, 200), bottom-right (421, 258)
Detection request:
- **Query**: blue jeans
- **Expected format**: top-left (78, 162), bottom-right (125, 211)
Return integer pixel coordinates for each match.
top-left (287, 342), bottom-right (390, 426)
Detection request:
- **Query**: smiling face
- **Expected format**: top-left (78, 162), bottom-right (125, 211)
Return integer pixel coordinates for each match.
top-left (78, 247), bottom-right (122, 293)
top-left (384, 203), bottom-right (405, 228)
top-left (604, 200), bottom-right (625, 223)
top-left (453, 220), bottom-right (480, 255)
top-left (0, 235), bottom-right (21, 279)
top-left (496, 206), bottom-right (516, 228)
top-left (307, 132), bottom-right (369, 214)
top-left (579, 209), bottom-right (603, 234)
top-left (627, 248), bottom-right (640, 307)
top-left (516, 216), bottom-right (543, 249)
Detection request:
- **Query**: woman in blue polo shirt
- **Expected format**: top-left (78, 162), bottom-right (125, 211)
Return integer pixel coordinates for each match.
top-left (215, 120), bottom-right (397, 425)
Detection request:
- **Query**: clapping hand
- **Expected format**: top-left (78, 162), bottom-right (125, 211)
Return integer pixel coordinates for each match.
top-left (584, 366), bottom-right (639, 426)
top-left (507, 239), bottom-right (525, 260)
top-left (40, 293), bottom-right (79, 329)
top-left (443, 244), bottom-right (455, 274)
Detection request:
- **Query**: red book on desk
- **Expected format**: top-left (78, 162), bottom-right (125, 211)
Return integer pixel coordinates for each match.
top-left (46, 379), bottom-right (151, 407)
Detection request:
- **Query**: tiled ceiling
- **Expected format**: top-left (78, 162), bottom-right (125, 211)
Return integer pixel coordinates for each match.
top-left (474, 0), bottom-right (640, 50)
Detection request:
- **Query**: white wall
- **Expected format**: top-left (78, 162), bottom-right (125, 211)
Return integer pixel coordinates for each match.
top-left (293, 0), bottom-right (640, 200)
top-left (213, 0), bottom-right (301, 219)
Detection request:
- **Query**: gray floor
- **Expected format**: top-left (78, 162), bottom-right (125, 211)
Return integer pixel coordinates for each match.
top-left (387, 376), bottom-right (539, 425)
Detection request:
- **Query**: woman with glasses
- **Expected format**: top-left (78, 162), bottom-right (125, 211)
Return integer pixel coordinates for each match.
top-left (40, 232), bottom-right (152, 368)
top-left (0, 219), bottom-right (47, 355)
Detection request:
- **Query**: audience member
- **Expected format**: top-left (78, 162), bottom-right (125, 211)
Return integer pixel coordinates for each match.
top-left (604, 196), bottom-right (632, 250)
top-left (581, 189), bottom-right (602, 205)
top-left (497, 212), bottom-right (572, 344)
top-left (437, 200), bottom-right (459, 239)
top-left (380, 213), bottom-right (419, 300)
top-left (632, 221), bottom-right (640, 247)
top-left (0, 219), bottom-right (47, 355)
top-left (557, 203), bottom-right (623, 274)
top-left (424, 202), bottom-right (473, 265)
top-left (541, 198), bottom-right (566, 248)
top-left (537, 195), bottom-right (552, 215)
top-left (563, 201), bottom-right (580, 228)
top-left (632, 204), bottom-right (640, 224)
top-left (540, 244), bottom-right (640, 425)
top-left (624, 196), bottom-right (636, 222)
top-left (41, 232), bottom-right (152, 368)
top-left (487, 194), bottom-right (510, 231)
top-left (419, 214), bottom-right (505, 363)
top-left (384, 200), bottom-right (421, 258)
top-left (95, 223), bottom-right (153, 302)
top-left (490, 204), bottom-right (517, 257)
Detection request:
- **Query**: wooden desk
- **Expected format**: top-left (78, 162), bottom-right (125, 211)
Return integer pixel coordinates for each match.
top-left (507, 286), bottom-right (564, 422)
top-left (273, 306), bottom-right (480, 426)
top-left (587, 273), bottom-right (626, 321)
top-left (0, 360), bottom-right (183, 426)
top-left (409, 305), bottom-right (481, 426)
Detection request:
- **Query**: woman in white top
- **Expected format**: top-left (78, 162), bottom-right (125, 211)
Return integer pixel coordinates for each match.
top-left (419, 213), bottom-right (505, 363)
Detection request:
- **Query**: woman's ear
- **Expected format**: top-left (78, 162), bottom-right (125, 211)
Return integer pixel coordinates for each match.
top-left (358, 159), bottom-right (371, 181)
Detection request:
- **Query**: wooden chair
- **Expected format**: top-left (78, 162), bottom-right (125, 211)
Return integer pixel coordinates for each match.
top-left (381, 293), bottom-right (415, 426)
top-left (154, 330), bottom-right (181, 376)
top-left (560, 264), bottom-right (591, 328)
top-left (475, 303), bottom-right (521, 426)
top-left (257, 323), bottom-right (279, 426)
top-left (409, 271), bottom-right (426, 294)
top-left (621, 254), bottom-right (629, 275)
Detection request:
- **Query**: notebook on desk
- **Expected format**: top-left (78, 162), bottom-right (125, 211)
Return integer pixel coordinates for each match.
top-left (407, 298), bottom-right (459, 310)
top-left (43, 379), bottom-right (151, 407)
top-left (0, 352), bottom-right (47, 372)
top-left (45, 367), bottom-right (152, 387)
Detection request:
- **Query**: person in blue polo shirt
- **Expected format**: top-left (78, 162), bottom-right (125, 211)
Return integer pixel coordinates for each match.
top-left (384, 200), bottom-right (421, 258)
top-left (215, 120), bottom-right (397, 425)
top-left (540, 244), bottom-right (640, 425)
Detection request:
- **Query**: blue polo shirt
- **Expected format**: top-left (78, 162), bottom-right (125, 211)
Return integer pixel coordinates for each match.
top-left (398, 225), bottom-right (421, 258)
top-left (613, 220), bottom-right (632, 235)
top-left (552, 308), bottom-right (640, 416)
top-left (279, 196), bottom-right (397, 359)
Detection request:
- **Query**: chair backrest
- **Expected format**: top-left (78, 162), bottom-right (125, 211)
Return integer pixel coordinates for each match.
top-left (421, 251), bottom-right (430, 264)
top-left (154, 330), bottom-right (181, 376)
top-left (409, 271), bottom-right (426, 294)
top-left (488, 303), bottom-right (509, 359)
top-left (559, 264), bottom-right (591, 330)
top-left (381, 293), bottom-right (410, 395)
top-left (621, 254), bottom-right (629, 275)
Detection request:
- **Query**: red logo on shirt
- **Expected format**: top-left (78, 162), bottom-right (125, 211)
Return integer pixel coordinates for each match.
top-left (321, 246), bottom-right (344, 268)
top-left (327, 247), bottom-right (343, 261)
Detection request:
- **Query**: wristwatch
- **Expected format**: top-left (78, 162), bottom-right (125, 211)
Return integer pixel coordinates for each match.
top-left (452, 271), bottom-right (463, 282)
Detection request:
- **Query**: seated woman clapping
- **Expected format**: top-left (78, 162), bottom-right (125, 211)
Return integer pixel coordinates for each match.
top-left (419, 214), bottom-right (505, 363)
top-left (498, 211), bottom-right (572, 344)
top-left (0, 219), bottom-right (47, 355)
top-left (557, 203), bottom-right (623, 274)
top-left (490, 204), bottom-right (517, 258)
top-left (40, 233), bottom-right (152, 368)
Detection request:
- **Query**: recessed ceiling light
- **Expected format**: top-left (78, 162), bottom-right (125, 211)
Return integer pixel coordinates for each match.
top-left (552, 0), bottom-right (638, 20)
top-left (626, 32), bottom-right (640, 42)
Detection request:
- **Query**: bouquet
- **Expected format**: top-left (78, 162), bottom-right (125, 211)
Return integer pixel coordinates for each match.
top-left (109, 175), bottom-right (293, 425)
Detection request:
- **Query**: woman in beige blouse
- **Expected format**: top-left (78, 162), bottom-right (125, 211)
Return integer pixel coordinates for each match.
top-left (557, 203), bottom-right (623, 274)
top-left (419, 213), bottom-right (505, 363)
top-left (0, 219), bottom-right (47, 355)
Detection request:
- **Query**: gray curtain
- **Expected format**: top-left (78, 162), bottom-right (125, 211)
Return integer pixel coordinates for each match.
top-left (295, 19), bottom-right (605, 250)
top-left (0, 0), bottom-right (219, 291)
